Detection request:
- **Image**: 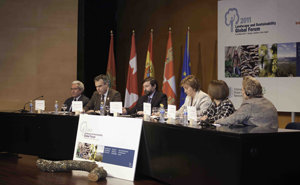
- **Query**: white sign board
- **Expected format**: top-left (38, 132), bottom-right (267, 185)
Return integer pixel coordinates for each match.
top-left (73, 115), bottom-right (143, 181)
top-left (187, 106), bottom-right (197, 121)
top-left (35, 100), bottom-right (45, 111)
top-left (72, 101), bottom-right (83, 112)
top-left (167, 105), bottom-right (176, 119)
top-left (110, 102), bottom-right (123, 113)
top-left (143, 103), bottom-right (151, 116)
top-left (218, 0), bottom-right (300, 112)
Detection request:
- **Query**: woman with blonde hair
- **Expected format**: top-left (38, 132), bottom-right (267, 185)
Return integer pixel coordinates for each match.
top-left (200, 80), bottom-right (235, 124)
top-left (177, 75), bottom-right (211, 116)
top-left (215, 76), bottom-right (278, 129)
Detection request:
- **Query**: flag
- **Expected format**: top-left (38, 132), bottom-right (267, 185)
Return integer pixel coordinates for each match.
top-left (144, 29), bottom-right (155, 79)
top-left (124, 31), bottom-right (139, 109)
top-left (142, 29), bottom-right (155, 95)
top-left (106, 30), bottom-right (116, 89)
top-left (180, 28), bottom-right (191, 107)
top-left (162, 28), bottom-right (176, 105)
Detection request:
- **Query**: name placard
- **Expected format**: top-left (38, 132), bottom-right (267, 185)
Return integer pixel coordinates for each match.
top-left (167, 105), bottom-right (176, 119)
top-left (143, 103), bottom-right (151, 116)
top-left (187, 106), bottom-right (197, 121)
top-left (35, 100), bottom-right (45, 111)
top-left (110, 102), bottom-right (122, 113)
top-left (72, 101), bottom-right (83, 112)
top-left (73, 115), bottom-right (143, 181)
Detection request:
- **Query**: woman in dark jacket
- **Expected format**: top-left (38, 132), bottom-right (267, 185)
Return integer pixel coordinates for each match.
top-left (200, 80), bottom-right (235, 124)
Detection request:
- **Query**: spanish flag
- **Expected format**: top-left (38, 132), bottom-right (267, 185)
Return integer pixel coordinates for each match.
top-left (144, 29), bottom-right (155, 79)
top-left (142, 29), bottom-right (155, 95)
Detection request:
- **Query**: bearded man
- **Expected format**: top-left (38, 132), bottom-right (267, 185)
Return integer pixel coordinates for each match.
top-left (123, 77), bottom-right (167, 115)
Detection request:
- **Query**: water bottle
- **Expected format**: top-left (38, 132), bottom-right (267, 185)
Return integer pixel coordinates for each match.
top-left (183, 106), bottom-right (188, 126)
top-left (54, 100), bottom-right (59, 114)
top-left (29, 100), bottom-right (33, 113)
top-left (100, 101), bottom-right (105, 115)
top-left (159, 104), bottom-right (165, 123)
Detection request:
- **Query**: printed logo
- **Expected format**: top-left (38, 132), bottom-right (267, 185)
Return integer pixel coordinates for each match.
top-left (225, 8), bottom-right (240, 32)
top-left (80, 121), bottom-right (89, 137)
top-left (224, 7), bottom-right (275, 35)
top-left (80, 121), bottom-right (103, 140)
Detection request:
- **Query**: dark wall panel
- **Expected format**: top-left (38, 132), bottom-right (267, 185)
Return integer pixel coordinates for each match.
top-left (78, 0), bottom-right (299, 127)
top-left (78, 0), bottom-right (117, 97)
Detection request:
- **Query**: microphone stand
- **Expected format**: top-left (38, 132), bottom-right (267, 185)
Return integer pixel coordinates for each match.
top-left (19, 95), bottom-right (44, 113)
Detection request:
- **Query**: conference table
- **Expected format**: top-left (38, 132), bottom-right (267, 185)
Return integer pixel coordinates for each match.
top-left (1, 111), bottom-right (300, 185)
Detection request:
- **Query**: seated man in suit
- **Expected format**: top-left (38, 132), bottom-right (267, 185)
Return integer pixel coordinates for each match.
top-left (84, 74), bottom-right (122, 113)
top-left (123, 77), bottom-right (167, 115)
top-left (64, 80), bottom-right (90, 112)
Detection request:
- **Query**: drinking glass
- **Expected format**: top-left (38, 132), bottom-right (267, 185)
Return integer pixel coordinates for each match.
top-left (105, 105), bottom-right (110, 116)
top-left (61, 104), bottom-right (67, 115)
top-left (152, 107), bottom-right (159, 116)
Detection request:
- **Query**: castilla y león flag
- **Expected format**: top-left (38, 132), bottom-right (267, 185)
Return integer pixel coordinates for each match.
top-left (124, 31), bottom-right (139, 109)
top-left (162, 28), bottom-right (176, 105)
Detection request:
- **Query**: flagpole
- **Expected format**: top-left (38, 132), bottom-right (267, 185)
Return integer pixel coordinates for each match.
top-left (150, 28), bottom-right (153, 58)
top-left (150, 28), bottom-right (153, 77)
top-left (187, 27), bottom-right (190, 52)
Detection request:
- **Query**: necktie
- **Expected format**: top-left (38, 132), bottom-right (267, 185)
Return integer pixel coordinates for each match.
top-left (69, 98), bottom-right (76, 112)
top-left (101, 95), bottom-right (105, 105)
top-left (148, 97), bottom-right (152, 103)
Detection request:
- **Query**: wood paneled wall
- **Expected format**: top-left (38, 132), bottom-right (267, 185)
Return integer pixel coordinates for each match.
top-left (0, 0), bottom-right (78, 111)
top-left (115, 0), bottom-right (217, 104)
top-left (113, 0), bottom-right (299, 128)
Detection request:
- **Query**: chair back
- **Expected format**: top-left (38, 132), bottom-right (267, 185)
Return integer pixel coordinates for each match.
top-left (285, 122), bottom-right (300, 130)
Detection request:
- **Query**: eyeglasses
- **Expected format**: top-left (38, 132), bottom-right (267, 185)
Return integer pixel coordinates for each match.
top-left (95, 84), bottom-right (107, 88)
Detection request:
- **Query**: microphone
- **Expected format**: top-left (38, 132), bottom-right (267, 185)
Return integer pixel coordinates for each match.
top-left (20, 95), bottom-right (44, 113)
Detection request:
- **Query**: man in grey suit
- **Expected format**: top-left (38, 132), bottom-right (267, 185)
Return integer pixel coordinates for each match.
top-left (215, 76), bottom-right (278, 129)
top-left (84, 74), bottom-right (122, 113)
top-left (63, 80), bottom-right (89, 112)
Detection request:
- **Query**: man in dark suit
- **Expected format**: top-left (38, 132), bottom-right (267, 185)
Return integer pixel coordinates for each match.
top-left (63, 80), bottom-right (90, 112)
top-left (123, 77), bottom-right (167, 115)
top-left (84, 74), bottom-right (122, 113)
